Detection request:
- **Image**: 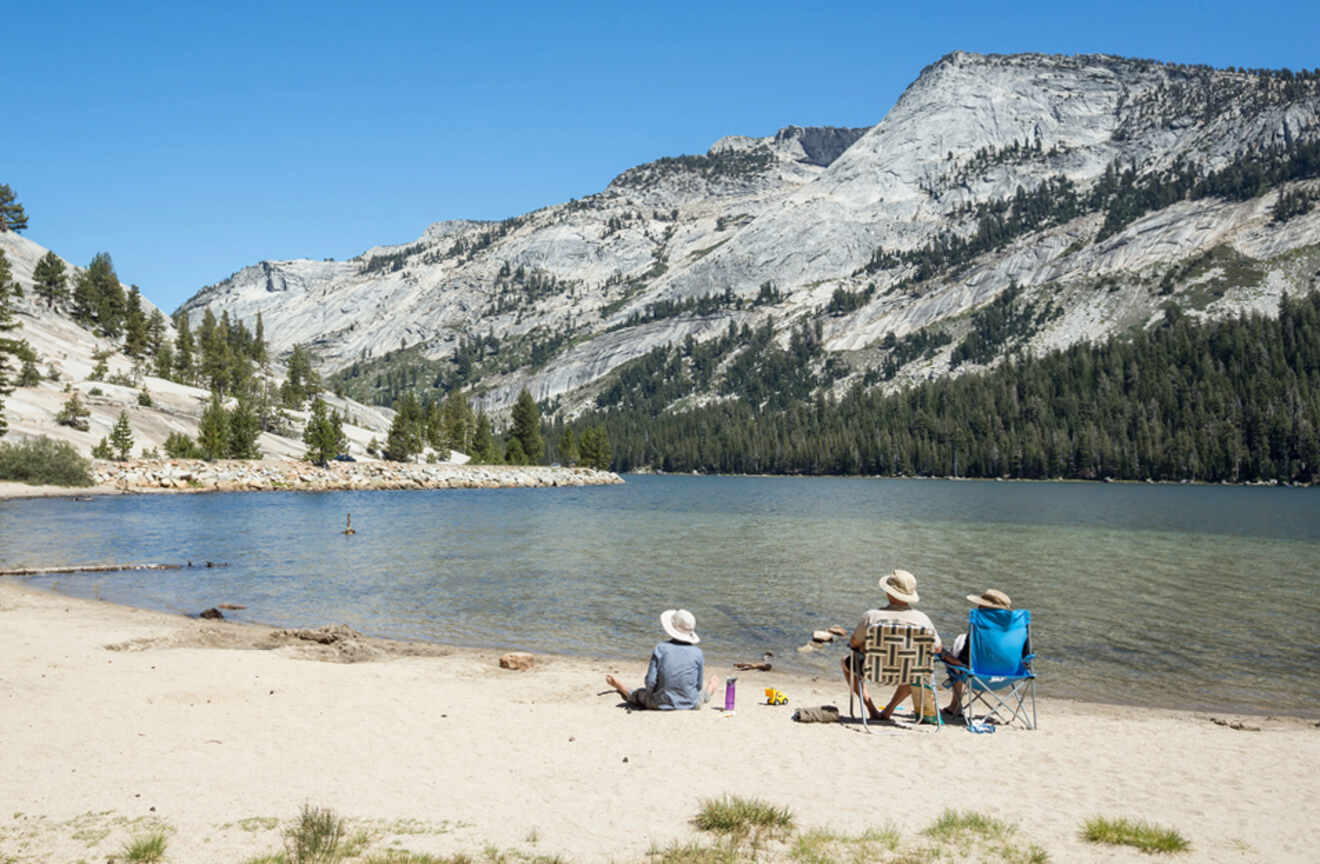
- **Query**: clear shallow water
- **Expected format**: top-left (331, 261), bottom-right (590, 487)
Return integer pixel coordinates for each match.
top-left (2, 476), bottom-right (1317, 717)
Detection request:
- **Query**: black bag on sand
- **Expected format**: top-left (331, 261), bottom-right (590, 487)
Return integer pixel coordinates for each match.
top-left (792, 705), bottom-right (840, 723)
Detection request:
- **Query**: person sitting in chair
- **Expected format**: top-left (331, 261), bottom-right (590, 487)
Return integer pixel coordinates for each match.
top-left (940, 588), bottom-right (1020, 718)
top-left (605, 608), bottom-right (717, 710)
top-left (841, 569), bottom-right (942, 721)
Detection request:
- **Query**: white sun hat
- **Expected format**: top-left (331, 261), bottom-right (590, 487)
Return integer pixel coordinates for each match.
top-left (660, 608), bottom-right (700, 644)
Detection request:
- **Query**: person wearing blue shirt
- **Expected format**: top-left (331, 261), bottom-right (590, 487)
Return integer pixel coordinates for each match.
top-left (605, 608), bottom-right (715, 710)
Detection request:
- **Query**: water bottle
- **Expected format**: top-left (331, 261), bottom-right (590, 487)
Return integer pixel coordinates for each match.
top-left (724, 677), bottom-right (737, 711)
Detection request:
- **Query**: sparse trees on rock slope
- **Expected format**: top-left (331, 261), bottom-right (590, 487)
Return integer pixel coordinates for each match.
top-left (0, 185), bottom-right (27, 233)
top-left (32, 252), bottom-right (68, 309)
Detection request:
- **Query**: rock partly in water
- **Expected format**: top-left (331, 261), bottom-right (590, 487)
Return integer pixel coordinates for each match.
top-left (199, 608), bottom-right (224, 620)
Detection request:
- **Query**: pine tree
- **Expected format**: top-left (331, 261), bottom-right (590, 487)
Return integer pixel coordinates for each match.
top-left (303, 396), bottom-right (345, 465)
top-left (173, 312), bottom-right (195, 383)
top-left (0, 185), bottom-right (27, 233)
top-left (32, 251), bottom-right (68, 309)
top-left (227, 397), bottom-right (262, 459)
top-left (559, 426), bottom-right (578, 466)
top-left (442, 389), bottom-right (474, 453)
top-left (579, 426), bottom-right (612, 470)
top-left (504, 436), bottom-right (527, 465)
top-left (471, 409), bottom-right (498, 463)
top-left (146, 308), bottom-right (168, 356)
top-left (384, 392), bottom-right (423, 461)
top-left (55, 393), bottom-right (91, 431)
top-left (197, 393), bottom-right (230, 461)
top-left (123, 286), bottom-right (148, 358)
top-left (282, 344), bottom-right (320, 407)
top-left (199, 308), bottom-right (229, 394)
top-left (253, 312), bottom-right (267, 367)
top-left (510, 387), bottom-right (544, 464)
top-left (88, 253), bottom-right (125, 338)
top-left (109, 411), bottom-right (134, 461)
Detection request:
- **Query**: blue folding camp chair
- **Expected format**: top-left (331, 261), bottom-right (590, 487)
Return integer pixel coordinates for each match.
top-left (848, 622), bottom-right (942, 732)
top-left (943, 608), bottom-right (1036, 730)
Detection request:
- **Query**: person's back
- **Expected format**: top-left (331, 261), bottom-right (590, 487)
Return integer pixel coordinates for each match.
top-left (604, 608), bottom-right (714, 711)
top-left (645, 639), bottom-right (705, 710)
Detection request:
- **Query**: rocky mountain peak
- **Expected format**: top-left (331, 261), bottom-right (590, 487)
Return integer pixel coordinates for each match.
top-left (176, 51), bottom-right (1320, 423)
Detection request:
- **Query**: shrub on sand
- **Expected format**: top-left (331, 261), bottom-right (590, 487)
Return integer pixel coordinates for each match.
top-left (693, 796), bottom-right (794, 836)
top-left (283, 803), bottom-right (345, 864)
top-left (121, 830), bottom-right (168, 863)
top-left (1081, 816), bottom-right (1190, 853)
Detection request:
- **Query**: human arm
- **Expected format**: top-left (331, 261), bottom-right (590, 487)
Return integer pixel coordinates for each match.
top-left (644, 647), bottom-right (660, 691)
top-left (849, 613), bottom-right (872, 650)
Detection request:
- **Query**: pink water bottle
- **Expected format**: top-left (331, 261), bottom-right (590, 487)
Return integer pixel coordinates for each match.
top-left (724, 677), bottom-right (737, 711)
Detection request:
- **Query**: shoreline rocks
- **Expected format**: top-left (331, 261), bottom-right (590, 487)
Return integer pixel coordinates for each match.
top-left (90, 458), bottom-right (624, 495)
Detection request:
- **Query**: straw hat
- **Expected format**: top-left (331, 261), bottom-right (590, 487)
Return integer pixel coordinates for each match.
top-left (879, 569), bottom-right (920, 604)
top-left (660, 608), bottom-right (700, 644)
top-left (966, 588), bottom-right (1012, 609)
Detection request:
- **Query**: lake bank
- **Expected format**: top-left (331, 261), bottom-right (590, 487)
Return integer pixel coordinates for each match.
top-left (0, 458), bottom-right (622, 499)
top-left (1, 579), bottom-right (1315, 864)
top-left (3, 475), bottom-right (1317, 718)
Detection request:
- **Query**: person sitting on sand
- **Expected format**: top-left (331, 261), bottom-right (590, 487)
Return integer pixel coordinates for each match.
top-left (604, 608), bottom-right (717, 710)
top-left (939, 588), bottom-right (1021, 718)
top-left (841, 569), bottom-right (942, 721)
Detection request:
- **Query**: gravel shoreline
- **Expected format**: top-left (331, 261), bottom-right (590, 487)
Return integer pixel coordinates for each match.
top-left (0, 458), bottom-right (624, 498)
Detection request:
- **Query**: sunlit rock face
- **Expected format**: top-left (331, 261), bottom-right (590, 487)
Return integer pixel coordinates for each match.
top-left (180, 52), bottom-right (1320, 416)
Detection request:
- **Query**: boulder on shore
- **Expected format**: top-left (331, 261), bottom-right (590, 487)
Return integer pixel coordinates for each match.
top-left (499, 652), bottom-right (537, 670)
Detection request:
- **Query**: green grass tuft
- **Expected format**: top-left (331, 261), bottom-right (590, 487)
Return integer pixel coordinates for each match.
top-left (644, 839), bottom-right (738, 864)
top-left (790, 825), bottom-right (901, 864)
top-left (122, 830), bottom-right (168, 863)
top-left (922, 809), bottom-right (1012, 843)
top-left (283, 804), bottom-right (345, 864)
top-left (1081, 816), bottom-right (1190, 854)
top-left (693, 796), bottom-right (793, 836)
top-left (361, 852), bottom-right (474, 864)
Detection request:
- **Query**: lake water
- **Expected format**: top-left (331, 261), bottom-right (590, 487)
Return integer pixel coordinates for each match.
top-left (2, 475), bottom-right (1318, 717)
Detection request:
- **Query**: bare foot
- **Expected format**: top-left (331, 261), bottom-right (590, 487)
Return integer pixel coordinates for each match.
top-left (605, 674), bottom-right (630, 698)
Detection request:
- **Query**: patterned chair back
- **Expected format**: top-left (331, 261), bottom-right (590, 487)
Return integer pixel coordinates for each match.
top-left (862, 623), bottom-right (938, 686)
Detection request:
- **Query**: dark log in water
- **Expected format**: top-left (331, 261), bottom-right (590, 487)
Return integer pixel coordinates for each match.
top-left (0, 563), bottom-right (182, 576)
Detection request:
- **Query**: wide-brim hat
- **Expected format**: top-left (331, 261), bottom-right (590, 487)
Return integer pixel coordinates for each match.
top-left (879, 569), bottom-right (919, 604)
top-left (661, 608), bottom-right (700, 644)
top-left (967, 588), bottom-right (1012, 609)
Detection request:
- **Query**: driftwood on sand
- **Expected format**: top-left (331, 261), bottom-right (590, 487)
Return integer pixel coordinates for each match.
top-left (0, 563), bottom-right (182, 577)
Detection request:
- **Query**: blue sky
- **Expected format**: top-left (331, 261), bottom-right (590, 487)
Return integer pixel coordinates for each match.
top-left (7, 1), bottom-right (1317, 312)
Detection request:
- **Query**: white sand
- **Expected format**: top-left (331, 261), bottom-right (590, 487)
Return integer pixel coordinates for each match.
top-left (0, 580), bottom-right (1315, 863)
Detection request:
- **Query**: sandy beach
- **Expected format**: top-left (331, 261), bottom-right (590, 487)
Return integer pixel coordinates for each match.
top-left (1, 579), bottom-right (1316, 864)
